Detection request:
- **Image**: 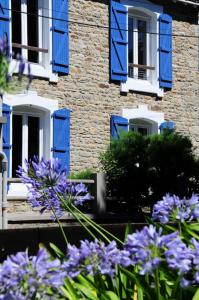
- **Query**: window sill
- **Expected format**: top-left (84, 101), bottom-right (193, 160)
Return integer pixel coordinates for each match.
top-left (120, 79), bottom-right (164, 97)
top-left (9, 60), bottom-right (58, 83)
top-left (8, 183), bottom-right (28, 198)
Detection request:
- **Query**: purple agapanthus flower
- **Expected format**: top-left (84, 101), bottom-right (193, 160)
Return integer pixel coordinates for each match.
top-left (124, 225), bottom-right (178, 275)
top-left (152, 194), bottom-right (199, 224)
top-left (191, 238), bottom-right (199, 285)
top-left (64, 239), bottom-right (121, 277)
top-left (0, 248), bottom-right (66, 299)
top-left (17, 157), bottom-right (91, 218)
top-left (165, 236), bottom-right (194, 276)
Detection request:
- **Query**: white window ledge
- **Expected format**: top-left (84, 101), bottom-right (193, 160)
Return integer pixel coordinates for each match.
top-left (9, 60), bottom-right (58, 83)
top-left (121, 79), bottom-right (164, 97)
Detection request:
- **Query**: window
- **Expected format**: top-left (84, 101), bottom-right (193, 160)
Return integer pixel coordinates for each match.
top-left (11, 0), bottom-right (51, 69)
top-left (128, 12), bottom-right (150, 81)
top-left (110, 0), bottom-right (172, 96)
top-left (129, 119), bottom-right (152, 136)
top-left (3, 92), bottom-right (70, 196)
top-left (111, 106), bottom-right (174, 140)
top-left (0, 0), bottom-right (69, 81)
top-left (12, 106), bottom-right (43, 177)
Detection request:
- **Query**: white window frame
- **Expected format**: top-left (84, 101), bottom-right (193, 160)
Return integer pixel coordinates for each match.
top-left (3, 91), bottom-right (59, 196)
top-left (9, 0), bottom-right (58, 82)
top-left (12, 110), bottom-right (43, 173)
top-left (128, 13), bottom-right (151, 81)
top-left (129, 121), bottom-right (152, 135)
top-left (120, 0), bottom-right (164, 97)
top-left (122, 105), bottom-right (165, 134)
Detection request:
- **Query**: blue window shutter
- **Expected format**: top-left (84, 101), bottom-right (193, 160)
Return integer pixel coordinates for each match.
top-left (52, 108), bottom-right (70, 173)
top-left (52, 0), bottom-right (69, 74)
top-left (2, 103), bottom-right (11, 176)
top-left (0, 0), bottom-right (10, 41)
top-left (110, 115), bottom-right (128, 139)
top-left (159, 14), bottom-right (172, 89)
top-left (159, 121), bottom-right (174, 133)
top-left (110, 1), bottom-right (128, 81)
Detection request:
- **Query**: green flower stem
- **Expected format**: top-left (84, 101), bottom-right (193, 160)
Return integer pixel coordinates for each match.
top-left (54, 190), bottom-right (121, 244)
top-left (44, 193), bottom-right (68, 245)
top-left (53, 192), bottom-right (97, 240)
top-left (155, 268), bottom-right (161, 300)
top-left (71, 204), bottom-right (124, 245)
top-left (72, 207), bottom-right (112, 244)
top-left (65, 203), bottom-right (97, 240)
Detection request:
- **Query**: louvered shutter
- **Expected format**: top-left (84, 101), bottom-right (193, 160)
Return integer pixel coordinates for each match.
top-left (110, 1), bottom-right (128, 81)
top-left (2, 103), bottom-right (11, 176)
top-left (52, 108), bottom-right (70, 173)
top-left (159, 14), bottom-right (172, 89)
top-left (159, 121), bottom-right (174, 133)
top-left (0, 0), bottom-right (10, 41)
top-left (52, 0), bottom-right (69, 74)
top-left (110, 115), bottom-right (128, 139)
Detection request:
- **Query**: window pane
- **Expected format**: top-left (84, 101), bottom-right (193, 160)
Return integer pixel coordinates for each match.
top-left (138, 20), bottom-right (147, 79)
top-left (27, 0), bottom-right (39, 63)
top-left (28, 116), bottom-right (39, 160)
top-left (11, 0), bottom-right (22, 58)
top-left (12, 115), bottom-right (22, 177)
top-left (128, 16), bottom-right (134, 78)
top-left (138, 127), bottom-right (148, 136)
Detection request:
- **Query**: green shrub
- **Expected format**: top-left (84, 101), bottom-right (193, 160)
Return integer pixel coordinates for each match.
top-left (100, 130), bottom-right (199, 210)
top-left (69, 168), bottom-right (94, 180)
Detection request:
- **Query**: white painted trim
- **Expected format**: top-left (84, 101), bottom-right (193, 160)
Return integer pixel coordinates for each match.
top-left (9, 59), bottom-right (58, 83)
top-left (121, 0), bottom-right (163, 14)
top-left (122, 105), bottom-right (164, 134)
top-left (4, 91), bottom-right (58, 112)
top-left (121, 79), bottom-right (164, 97)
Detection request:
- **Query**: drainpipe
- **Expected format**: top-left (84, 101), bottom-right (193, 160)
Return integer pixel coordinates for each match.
top-left (0, 152), bottom-right (8, 229)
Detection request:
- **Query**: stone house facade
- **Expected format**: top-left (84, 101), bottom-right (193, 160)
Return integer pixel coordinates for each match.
top-left (0, 0), bottom-right (198, 187)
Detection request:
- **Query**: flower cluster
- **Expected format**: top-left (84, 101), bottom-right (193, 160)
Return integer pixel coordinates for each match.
top-left (152, 194), bottom-right (199, 224)
top-left (124, 225), bottom-right (178, 275)
top-left (1, 226), bottom-right (199, 297)
top-left (64, 239), bottom-right (121, 277)
top-left (17, 157), bottom-right (91, 218)
top-left (0, 248), bottom-right (66, 299)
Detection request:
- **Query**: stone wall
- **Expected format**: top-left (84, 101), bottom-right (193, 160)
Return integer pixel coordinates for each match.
top-left (30, 0), bottom-right (199, 172)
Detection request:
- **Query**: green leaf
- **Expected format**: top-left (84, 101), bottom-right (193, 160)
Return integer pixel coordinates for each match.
top-left (50, 243), bottom-right (65, 259)
top-left (186, 228), bottom-right (199, 240)
top-left (104, 291), bottom-right (120, 300)
top-left (189, 223), bottom-right (199, 232)
top-left (121, 268), bottom-right (152, 299)
top-left (75, 283), bottom-right (99, 300)
top-left (193, 288), bottom-right (199, 300)
top-left (77, 274), bottom-right (97, 290)
top-left (124, 223), bottom-right (133, 242)
top-left (136, 286), bottom-right (144, 300)
top-left (64, 278), bottom-right (79, 300)
top-left (61, 286), bottom-right (77, 300)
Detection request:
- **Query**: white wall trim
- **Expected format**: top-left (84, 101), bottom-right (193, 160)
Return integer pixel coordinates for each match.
top-left (9, 60), bottom-right (58, 83)
top-left (122, 105), bottom-right (164, 133)
top-left (4, 91), bottom-right (58, 112)
top-left (121, 80), bottom-right (164, 97)
top-left (121, 0), bottom-right (163, 14)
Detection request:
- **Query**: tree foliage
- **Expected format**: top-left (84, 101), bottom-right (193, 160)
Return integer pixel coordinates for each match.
top-left (100, 130), bottom-right (199, 210)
